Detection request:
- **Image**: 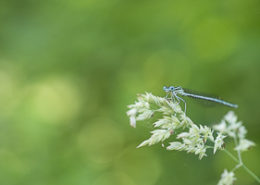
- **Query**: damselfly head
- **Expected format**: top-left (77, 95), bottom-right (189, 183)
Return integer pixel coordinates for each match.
top-left (163, 86), bottom-right (175, 92)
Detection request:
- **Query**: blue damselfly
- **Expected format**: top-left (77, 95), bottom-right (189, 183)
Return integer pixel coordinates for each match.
top-left (163, 86), bottom-right (238, 113)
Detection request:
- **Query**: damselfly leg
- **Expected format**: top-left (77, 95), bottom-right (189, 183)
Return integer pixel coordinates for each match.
top-left (175, 95), bottom-right (186, 113)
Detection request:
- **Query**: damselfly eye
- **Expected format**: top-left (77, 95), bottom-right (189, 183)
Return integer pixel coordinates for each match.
top-left (170, 86), bottom-right (175, 91)
top-left (163, 86), bottom-right (168, 91)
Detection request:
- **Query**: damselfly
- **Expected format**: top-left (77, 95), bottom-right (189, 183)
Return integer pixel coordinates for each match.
top-left (163, 86), bottom-right (238, 113)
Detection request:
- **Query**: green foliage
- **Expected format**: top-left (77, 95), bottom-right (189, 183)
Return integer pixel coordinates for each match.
top-left (0, 0), bottom-right (260, 184)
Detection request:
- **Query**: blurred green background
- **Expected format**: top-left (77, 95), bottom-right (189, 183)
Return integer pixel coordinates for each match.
top-left (0, 0), bottom-right (260, 184)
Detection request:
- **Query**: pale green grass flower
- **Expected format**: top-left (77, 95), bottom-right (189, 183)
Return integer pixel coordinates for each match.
top-left (127, 93), bottom-right (259, 184)
top-left (217, 169), bottom-right (236, 185)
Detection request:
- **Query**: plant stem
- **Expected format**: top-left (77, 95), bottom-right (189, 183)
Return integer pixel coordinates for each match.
top-left (234, 136), bottom-right (243, 164)
top-left (223, 149), bottom-right (238, 163)
top-left (242, 165), bottom-right (260, 183)
top-left (223, 149), bottom-right (260, 183)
